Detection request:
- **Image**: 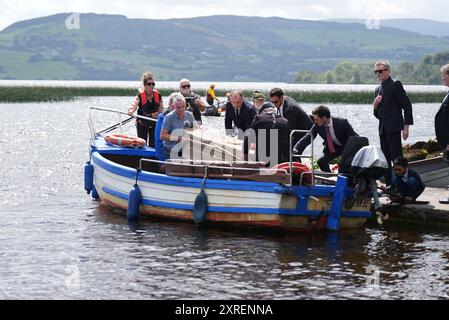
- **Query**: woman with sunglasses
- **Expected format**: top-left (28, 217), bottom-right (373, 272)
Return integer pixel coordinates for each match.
top-left (128, 71), bottom-right (164, 147)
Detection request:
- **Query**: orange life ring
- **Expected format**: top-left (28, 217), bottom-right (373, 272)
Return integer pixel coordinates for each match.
top-left (272, 162), bottom-right (312, 184)
top-left (105, 134), bottom-right (146, 148)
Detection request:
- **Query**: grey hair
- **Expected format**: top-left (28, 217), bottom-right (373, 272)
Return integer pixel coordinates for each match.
top-left (441, 64), bottom-right (449, 76)
top-left (173, 94), bottom-right (186, 106)
top-left (168, 92), bottom-right (183, 107)
top-left (179, 78), bottom-right (190, 89)
top-left (375, 60), bottom-right (391, 70)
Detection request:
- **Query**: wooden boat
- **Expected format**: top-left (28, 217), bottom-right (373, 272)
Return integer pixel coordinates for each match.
top-left (410, 156), bottom-right (449, 188)
top-left (85, 107), bottom-right (373, 232)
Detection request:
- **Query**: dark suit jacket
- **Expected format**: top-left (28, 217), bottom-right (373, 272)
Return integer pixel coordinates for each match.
top-left (435, 92), bottom-right (449, 148)
top-left (281, 96), bottom-right (313, 146)
top-left (244, 112), bottom-right (292, 164)
top-left (294, 117), bottom-right (358, 155)
top-left (374, 77), bottom-right (413, 134)
top-left (391, 168), bottom-right (425, 200)
top-left (225, 101), bottom-right (257, 133)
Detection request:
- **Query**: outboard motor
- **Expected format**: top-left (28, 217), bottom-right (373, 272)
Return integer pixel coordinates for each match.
top-left (351, 146), bottom-right (388, 181)
top-left (338, 136), bottom-right (369, 182)
top-left (350, 146), bottom-right (389, 213)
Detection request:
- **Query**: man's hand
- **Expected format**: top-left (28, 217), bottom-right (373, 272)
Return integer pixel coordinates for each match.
top-left (380, 186), bottom-right (387, 192)
top-left (373, 95), bottom-right (382, 109)
top-left (403, 125), bottom-right (410, 141)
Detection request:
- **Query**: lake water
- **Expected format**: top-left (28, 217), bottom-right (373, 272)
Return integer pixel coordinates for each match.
top-left (1, 97), bottom-right (449, 300)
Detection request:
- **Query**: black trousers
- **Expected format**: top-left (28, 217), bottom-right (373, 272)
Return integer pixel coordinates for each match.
top-left (136, 121), bottom-right (156, 147)
top-left (380, 131), bottom-right (403, 186)
top-left (317, 149), bottom-right (342, 173)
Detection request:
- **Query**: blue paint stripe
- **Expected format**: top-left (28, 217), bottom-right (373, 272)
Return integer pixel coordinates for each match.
top-left (92, 151), bottom-right (283, 192)
top-left (102, 186), bottom-right (371, 218)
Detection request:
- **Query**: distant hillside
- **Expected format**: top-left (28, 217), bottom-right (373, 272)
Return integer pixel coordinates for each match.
top-left (1, 13), bottom-right (449, 81)
top-left (329, 18), bottom-right (449, 38)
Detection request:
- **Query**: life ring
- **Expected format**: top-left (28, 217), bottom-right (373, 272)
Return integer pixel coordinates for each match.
top-left (105, 134), bottom-right (146, 148)
top-left (272, 162), bottom-right (312, 184)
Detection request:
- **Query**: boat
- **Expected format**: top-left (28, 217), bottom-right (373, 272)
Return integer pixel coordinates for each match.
top-left (84, 107), bottom-right (374, 232)
top-left (203, 101), bottom-right (226, 117)
top-left (409, 156), bottom-right (449, 188)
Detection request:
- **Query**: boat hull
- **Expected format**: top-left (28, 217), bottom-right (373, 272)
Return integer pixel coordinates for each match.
top-left (91, 150), bottom-right (371, 232)
top-left (410, 156), bottom-right (449, 188)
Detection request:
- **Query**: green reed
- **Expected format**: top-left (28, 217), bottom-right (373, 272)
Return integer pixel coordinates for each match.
top-left (0, 86), bottom-right (445, 104)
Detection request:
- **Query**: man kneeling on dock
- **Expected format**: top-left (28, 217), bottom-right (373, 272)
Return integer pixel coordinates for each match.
top-left (381, 157), bottom-right (425, 204)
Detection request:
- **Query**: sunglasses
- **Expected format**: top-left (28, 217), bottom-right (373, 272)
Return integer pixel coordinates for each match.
top-left (181, 85), bottom-right (191, 89)
top-left (145, 81), bottom-right (156, 87)
top-left (374, 69), bottom-right (388, 75)
top-left (270, 98), bottom-right (281, 106)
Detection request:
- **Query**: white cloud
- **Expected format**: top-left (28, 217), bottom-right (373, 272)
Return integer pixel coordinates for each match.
top-left (0, 0), bottom-right (448, 31)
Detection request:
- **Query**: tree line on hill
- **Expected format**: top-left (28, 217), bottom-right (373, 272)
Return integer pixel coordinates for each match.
top-left (295, 51), bottom-right (449, 85)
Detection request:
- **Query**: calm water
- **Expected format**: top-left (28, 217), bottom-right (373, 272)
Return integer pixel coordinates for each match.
top-left (1, 97), bottom-right (449, 300)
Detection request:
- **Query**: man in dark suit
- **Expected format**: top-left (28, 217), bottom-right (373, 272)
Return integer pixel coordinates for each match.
top-left (293, 105), bottom-right (358, 172)
top-left (225, 90), bottom-right (257, 139)
top-left (373, 60), bottom-right (413, 186)
top-left (435, 64), bottom-right (449, 204)
top-left (269, 88), bottom-right (313, 149)
top-left (243, 102), bottom-right (291, 165)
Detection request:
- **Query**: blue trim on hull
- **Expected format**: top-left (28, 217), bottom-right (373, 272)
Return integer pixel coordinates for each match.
top-left (92, 150), bottom-right (284, 193)
top-left (101, 186), bottom-right (372, 218)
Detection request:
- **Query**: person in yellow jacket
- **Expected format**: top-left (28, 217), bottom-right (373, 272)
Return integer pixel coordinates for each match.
top-left (206, 83), bottom-right (220, 106)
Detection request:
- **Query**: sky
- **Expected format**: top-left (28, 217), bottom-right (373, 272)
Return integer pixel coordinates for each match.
top-left (1, 0), bottom-right (448, 31)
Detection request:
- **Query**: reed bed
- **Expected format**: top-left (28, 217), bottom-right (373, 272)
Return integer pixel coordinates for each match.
top-left (0, 86), bottom-right (444, 104)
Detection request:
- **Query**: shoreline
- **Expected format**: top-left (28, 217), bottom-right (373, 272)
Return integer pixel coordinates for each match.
top-left (0, 86), bottom-right (446, 103)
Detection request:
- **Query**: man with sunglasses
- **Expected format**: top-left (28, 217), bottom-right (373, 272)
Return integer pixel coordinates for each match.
top-left (373, 60), bottom-right (413, 186)
top-left (269, 88), bottom-right (313, 150)
top-left (128, 71), bottom-right (164, 147)
top-left (179, 79), bottom-right (206, 125)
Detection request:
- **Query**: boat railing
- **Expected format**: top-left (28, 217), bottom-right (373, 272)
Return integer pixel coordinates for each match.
top-left (289, 129), bottom-right (315, 186)
top-left (138, 158), bottom-right (289, 181)
top-left (87, 106), bottom-right (156, 143)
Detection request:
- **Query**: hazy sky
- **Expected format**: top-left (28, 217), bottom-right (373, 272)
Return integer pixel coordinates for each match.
top-left (1, 0), bottom-right (448, 31)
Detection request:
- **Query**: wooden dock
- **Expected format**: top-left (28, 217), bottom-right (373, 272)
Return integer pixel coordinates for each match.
top-left (378, 187), bottom-right (449, 226)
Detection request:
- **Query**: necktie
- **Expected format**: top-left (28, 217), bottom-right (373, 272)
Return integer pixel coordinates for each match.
top-left (235, 109), bottom-right (240, 124)
top-left (276, 107), bottom-right (281, 116)
top-left (325, 126), bottom-right (336, 154)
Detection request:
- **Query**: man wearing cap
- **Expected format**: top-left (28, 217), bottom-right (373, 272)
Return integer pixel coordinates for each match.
top-left (244, 102), bottom-right (291, 164)
top-left (252, 91), bottom-right (266, 112)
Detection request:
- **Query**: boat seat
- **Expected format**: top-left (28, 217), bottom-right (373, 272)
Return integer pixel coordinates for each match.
top-left (164, 160), bottom-right (289, 184)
